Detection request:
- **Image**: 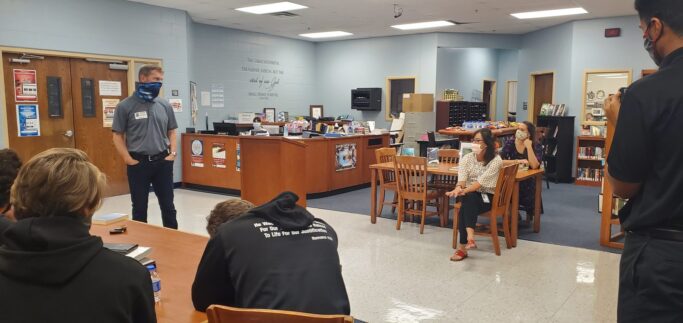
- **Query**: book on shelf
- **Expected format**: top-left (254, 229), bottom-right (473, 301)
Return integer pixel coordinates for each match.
top-left (92, 213), bottom-right (128, 225)
top-left (578, 146), bottom-right (605, 160)
top-left (577, 167), bottom-right (604, 182)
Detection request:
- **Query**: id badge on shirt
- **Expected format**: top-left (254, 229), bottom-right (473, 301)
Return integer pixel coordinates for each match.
top-left (482, 193), bottom-right (490, 204)
top-left (134, 111), bottom-right (148, 120)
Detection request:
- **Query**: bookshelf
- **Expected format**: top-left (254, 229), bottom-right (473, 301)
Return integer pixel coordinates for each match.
top-left (537, 116), bottom-right (574, 183)
top-left (576, 136), bottom-right (605, 187)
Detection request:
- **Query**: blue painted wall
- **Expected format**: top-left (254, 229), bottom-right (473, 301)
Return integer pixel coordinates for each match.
top-left (190, 23), bottom-right (316, 129)
top-left (436, 48), bottom-right (499, 104)
top-left (314, 33), bottom-right (439, 129)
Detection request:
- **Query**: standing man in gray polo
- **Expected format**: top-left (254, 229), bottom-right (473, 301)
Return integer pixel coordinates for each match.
top-left (112, 65), bottom-right (178, 229)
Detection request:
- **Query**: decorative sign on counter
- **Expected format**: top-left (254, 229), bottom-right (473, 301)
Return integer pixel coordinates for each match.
top-left (335, 143), bottom-right (357, 172)
top-left (212, 143), bottom-right (226, 168)
top-left (190, 139), bottom-right (204, 167)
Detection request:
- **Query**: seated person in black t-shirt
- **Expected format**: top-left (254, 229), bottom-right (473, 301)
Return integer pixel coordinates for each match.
top-left (0, 148), bottom-right (22, 222)
top-left (0, 148), bottom-right (156, 323)
top-left (192, 192), bottom-right (351, 316)
top-left (205, 199), bottom-right (255, 237)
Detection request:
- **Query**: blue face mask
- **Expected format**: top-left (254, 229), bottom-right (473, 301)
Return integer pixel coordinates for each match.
top-left (135, 82), bottom-right (162, 102)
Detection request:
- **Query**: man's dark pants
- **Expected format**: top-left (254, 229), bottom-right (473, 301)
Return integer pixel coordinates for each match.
top-left (618, 232), bottom-right (683, 322)
top-left (127, 158), bottom-right (178, 229)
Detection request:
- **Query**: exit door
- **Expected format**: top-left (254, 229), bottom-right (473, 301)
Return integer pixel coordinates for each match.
top-left (2, 52), bottom-right (130, 196)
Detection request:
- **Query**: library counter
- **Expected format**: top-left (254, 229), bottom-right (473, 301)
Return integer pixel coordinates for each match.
top-left (181, 133), bottom-right (390, 196)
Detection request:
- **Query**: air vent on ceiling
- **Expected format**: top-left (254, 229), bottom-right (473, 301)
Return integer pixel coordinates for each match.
top-left (270, 11), bottom-right (299, 17)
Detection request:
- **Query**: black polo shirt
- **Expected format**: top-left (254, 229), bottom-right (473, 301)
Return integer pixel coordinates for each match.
top-left (608, 47), bottom-right (683, 231)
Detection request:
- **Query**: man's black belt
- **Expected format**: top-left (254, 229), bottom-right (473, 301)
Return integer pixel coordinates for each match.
top-left (629, 228), bottom-right (683, 242)
top-left (130, 150), bottom-right (169, 162)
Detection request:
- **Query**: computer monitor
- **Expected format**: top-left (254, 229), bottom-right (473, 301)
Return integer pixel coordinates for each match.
top-left (213, 122), bottom-right (237, 135)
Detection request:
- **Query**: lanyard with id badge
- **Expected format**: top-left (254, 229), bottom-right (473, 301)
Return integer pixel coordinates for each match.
top-left (482, 193), bottom-right (490, 204)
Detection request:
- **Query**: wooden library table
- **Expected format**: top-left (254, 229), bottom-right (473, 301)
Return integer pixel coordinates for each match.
top-left (510, 168), bottom-right (545, 247)
top-left (369, 162), bottom-right (457, 224)
top-left (90, 221), bottom-right (208, 323)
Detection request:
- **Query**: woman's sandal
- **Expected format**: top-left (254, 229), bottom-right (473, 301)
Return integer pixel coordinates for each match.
top-left (465, 239), bottom-right (477, 250)
top-left (450, 250), bottom-right (468, 262)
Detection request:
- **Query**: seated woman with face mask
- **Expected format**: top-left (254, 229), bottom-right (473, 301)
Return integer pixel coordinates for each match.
top-left (500, 121), bottom-right (543, 221)
top-left (446, 129), bottom-right (503, 262)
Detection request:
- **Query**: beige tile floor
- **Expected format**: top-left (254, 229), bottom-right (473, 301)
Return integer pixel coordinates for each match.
top-left (99, 189), bottom-right (620, 323)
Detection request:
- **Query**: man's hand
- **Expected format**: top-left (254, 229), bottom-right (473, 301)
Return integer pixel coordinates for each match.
top-left (605, 92), bottom-right (622, 125)
top-left (125, 157), bottom-right (140, 166)
top-left (164, 154), bottom-right (175, 162)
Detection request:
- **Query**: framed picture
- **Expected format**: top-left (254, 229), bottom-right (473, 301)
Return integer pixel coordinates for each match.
top-left (263, 108), bottom-right (276, 122)
top-left (310, 105), bottom-right (323, 119)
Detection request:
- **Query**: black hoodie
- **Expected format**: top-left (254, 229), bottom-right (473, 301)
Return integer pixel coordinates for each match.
top-left (0, 216), bottom-right (156, 323)
top-left (192, 192), bottom-right (350, 315)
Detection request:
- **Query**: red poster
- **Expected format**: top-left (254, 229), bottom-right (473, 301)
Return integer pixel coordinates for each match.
top-left (212, 143), bottom-right (226, 168)
top-left (13, 69), bottom-right (38, 102)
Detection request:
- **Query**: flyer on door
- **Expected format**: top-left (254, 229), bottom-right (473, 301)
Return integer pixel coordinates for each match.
top-left (16, 104), bottom-right (41, 137)
top-left (102, 99), bottom-right (120, 128)
top-left (13, 69), bottom-right (38, 102)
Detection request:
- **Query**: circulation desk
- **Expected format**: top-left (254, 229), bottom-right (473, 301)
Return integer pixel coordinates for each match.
top-left (181, 133), bottom-right (390, 197)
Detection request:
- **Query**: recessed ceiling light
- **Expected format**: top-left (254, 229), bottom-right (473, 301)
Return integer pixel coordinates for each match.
top-left (236, 2), bottom-right (307, 15)
top-left (391, 20), bottom-right (455, 30)
top-left (299, 31), bottom-right (353, 39)
top-left (511, 7), bottom-right (588, 19)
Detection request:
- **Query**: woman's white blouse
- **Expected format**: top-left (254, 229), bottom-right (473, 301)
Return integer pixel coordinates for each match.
top-left (458, 153), bottom-right (503, 194)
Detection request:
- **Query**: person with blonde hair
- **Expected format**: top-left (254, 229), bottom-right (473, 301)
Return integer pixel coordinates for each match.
top-left (0, 148), bottom-right (156, 323)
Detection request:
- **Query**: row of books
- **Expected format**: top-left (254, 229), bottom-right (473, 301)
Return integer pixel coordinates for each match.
top-left (577, 167), bottom-right (604, 182)
top-left (578, 147), bottom-right (604, 160)
top-left (539, 103), bottom-right (567, 117)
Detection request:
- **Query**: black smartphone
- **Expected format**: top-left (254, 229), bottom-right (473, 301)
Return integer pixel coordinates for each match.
top-left (109, 226), bottom-right (127, 234)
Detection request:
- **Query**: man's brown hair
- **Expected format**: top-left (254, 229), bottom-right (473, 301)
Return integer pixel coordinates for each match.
top-left (206, 199), bottom-right (255, 237)
top-left (138, 65), bottom-right (164, 79)
top-left (11, 148), bottom-right (106, 220)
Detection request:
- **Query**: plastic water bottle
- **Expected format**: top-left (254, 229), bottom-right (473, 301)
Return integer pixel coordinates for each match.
top-left (147, 264), bottom-right (161, 303)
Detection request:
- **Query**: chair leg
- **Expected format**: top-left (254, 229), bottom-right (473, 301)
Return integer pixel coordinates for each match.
top-left (435, 198), bottom-right (443, 228)
top-left (419, 202), bottom-right (427, 234)
top-left (502, 210), bottom-right (512, 250)
top-left (378, 188), bottom-right (386, 216)
top-left (452, 206), bottom-right (459, 249)
top-left (391, 191), bottom-right (398, 214)
top-left (490, 213), bottom-right (501, 256)
top-left (396, 198), bottom-right (403, 230)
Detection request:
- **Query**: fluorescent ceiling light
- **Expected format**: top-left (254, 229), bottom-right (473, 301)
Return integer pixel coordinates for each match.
top-left (511, 7), bottom-right (588, 19)
top-left (391, 20), bottom-right (455, 30)
top-left (236, 2), bottom-right (307, 15)
top-left (300, 31), bottom-right (353, 39)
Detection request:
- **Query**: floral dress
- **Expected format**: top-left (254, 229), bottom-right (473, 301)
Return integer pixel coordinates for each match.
top-left (501, 140), bottom-right (543, 216)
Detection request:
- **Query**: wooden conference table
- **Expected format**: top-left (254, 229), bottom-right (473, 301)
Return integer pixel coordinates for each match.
top-left (369, 162), bottom-right (544, 246)
top-left (90, 221), bottom-right (208, 323)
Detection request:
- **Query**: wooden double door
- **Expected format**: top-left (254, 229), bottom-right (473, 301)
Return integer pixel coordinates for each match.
top-left (3, 52), bottom-right (130, 196)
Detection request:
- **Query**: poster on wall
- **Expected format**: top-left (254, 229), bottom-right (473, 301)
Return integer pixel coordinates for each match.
top-left (98, 80), bottom-right (122, 96)
top-left (16, 104), bottom-right (41, 137)
top-left (191, 139), bottom-right (204, 167)
top-left (102, 99), bottom-right (120, 128)
top-left (190, 81), bottom-right (198, 125)
top-left (335, 143), bottom-right (357, 172)
top-left (236, 144), bottom-right (241, 172)
top-left (212, 143), bottom-right (226, 168)
top-left (169, 98), bottom-right (183, 113)
top-left (14, 69), bottom-right (38, 102)
top-left (211, 84), bottom-right (225, 108)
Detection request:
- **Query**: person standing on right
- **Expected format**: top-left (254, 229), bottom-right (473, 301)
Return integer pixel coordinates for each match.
top-left (112, 66), bottom-right (179, 229)
top-left (605, 1), bottom-right (683, 322)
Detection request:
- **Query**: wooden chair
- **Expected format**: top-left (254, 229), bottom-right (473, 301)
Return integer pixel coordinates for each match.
top-left (375, 147), bottom-right (399, 217)
top-left (394, 156), bottom-right (443, 234)
top-left (206, 305), bottom-right (354, 323)
top-left (451, 164), bottom-right (519, 255)
top-left (429, 149), bottom-right (460, 225)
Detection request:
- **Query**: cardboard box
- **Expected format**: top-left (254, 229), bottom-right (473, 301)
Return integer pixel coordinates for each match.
top-left (402, 93), bottom-right (434, 112)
